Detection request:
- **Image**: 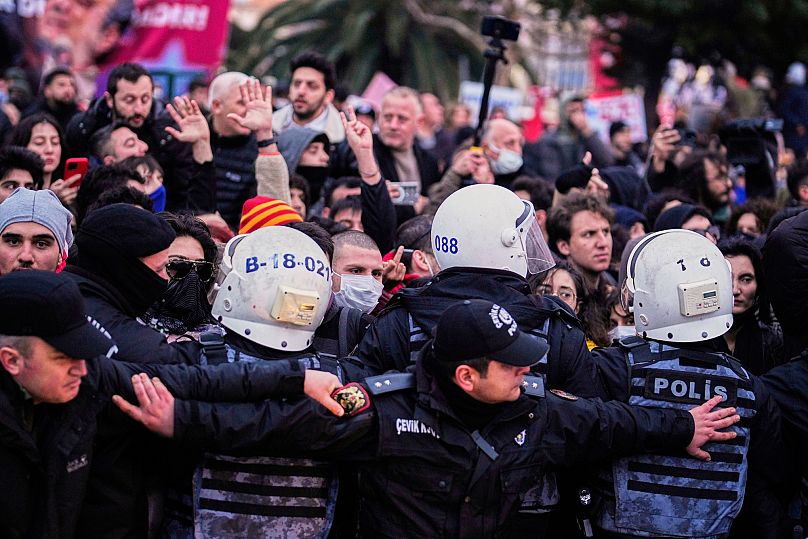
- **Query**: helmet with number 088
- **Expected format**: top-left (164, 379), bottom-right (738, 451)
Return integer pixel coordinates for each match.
top-left (431, 184), bottom-right (555, 276)
top-left (212, 226), bottom-right (332, 351)
top-left (625, 229), bottom-right (733, 342)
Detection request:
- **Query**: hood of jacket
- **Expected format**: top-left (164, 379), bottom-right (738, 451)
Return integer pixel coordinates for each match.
top-left (390, 267), bottom-right (567, 337)
top-left (277, 127), bottom-right (327, 173)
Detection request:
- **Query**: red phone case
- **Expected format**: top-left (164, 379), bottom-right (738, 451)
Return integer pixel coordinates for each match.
top-left (63, 158), bottom-right (89, 187)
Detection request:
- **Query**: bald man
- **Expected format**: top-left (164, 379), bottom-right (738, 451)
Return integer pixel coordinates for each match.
top-left (482, 118), bottom-right (527, 187)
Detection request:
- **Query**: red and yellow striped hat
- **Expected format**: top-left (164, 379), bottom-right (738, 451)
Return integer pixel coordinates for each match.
top-left (238, 196), bottom-right (302, 234)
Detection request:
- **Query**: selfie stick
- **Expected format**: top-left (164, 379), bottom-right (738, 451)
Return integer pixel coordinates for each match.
top-left (472, 20), bottom-right (518, 149)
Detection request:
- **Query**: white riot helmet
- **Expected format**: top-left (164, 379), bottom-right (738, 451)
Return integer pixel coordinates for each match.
top-left (431, 184), bottom-right (555, 276)
top-left (625, 229), bottom-right (732, 342)
top-left (212, 226), bottom-right (332, 351)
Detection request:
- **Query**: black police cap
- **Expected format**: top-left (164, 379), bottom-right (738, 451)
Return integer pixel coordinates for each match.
top-left (434, 299), bottom-right (549, 367)
top-left (0, 270), bottom-right (116, 359)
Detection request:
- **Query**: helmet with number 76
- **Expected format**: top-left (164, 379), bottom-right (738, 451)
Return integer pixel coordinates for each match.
top-left (212, 226), bottom-right (333, 351)
top-left (431, 184), bottom-right (555, 276)
top-left (624, 229), bottom-right (733, 342)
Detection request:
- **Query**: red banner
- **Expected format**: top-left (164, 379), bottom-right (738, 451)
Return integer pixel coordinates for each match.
top-left (98, 0), bottom-right (230, 96)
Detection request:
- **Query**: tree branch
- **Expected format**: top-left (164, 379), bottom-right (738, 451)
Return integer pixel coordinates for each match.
top-left (400, 0), bottom-right (487, 51)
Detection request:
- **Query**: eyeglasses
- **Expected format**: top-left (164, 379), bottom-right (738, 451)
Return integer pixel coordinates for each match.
top-left (166, 259), bottom-right (214, 282)
top-left (536, 284), bottom-right (577, 304)
top-left (690, 225), bottom-right (721, 243)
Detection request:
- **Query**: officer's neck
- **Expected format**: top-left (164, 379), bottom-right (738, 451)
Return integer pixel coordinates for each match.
top-left (225, 332), bottom-right (312, 360)
top-left (431, 367), bottom-right (507, 431)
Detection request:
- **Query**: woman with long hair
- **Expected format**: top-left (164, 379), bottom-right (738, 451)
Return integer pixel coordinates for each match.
top-left (9, 112), bottom-right (79, 206)
top-left (718, 236), bottom-right (783, 375)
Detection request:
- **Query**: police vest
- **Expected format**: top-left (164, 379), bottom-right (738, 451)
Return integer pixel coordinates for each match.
top-left (191, 344), bottom-right (339, 539)
top-left (595, 338), bottom-right (755, 539)
top-left (408, 314), bottom-right (559, 514)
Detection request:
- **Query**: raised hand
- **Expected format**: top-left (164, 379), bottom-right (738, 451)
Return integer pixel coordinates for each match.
top-left (686, 395), bottom-right (740, 461)
top-left (112, 374), bottom-right (176, 438)
top-left (165, 96), bottom-right (210, 145)
top-left (226, 78), bottom-right (273, 137)
top-left (382, 246), bottom-right (407, 286)
top-left (340, 105), bottom-right (373, 153)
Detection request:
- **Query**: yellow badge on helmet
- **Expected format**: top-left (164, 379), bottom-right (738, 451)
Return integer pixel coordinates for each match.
top-left (330, 383), bottom-right (371, 416)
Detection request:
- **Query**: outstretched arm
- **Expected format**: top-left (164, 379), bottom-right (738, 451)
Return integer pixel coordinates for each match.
top-left (542, 393), bottom-right (740, 467)
top-left (112, 368), bottom-right (346, 437)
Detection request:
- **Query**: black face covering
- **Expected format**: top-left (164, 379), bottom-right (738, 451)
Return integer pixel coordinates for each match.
top-left (296, 166), bottom-right (329, 200)
top-left (145, 270), bottom-right (212, 335)
top-left (76, 203), bottom-right (177, 317)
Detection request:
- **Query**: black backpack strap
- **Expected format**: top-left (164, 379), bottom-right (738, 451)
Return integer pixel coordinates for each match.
top-left (199, 330), bottom-right (228, 365)
top-left (338, 306), bottom-right (364, 358)
top-left (617, 335), bottom-right (656, 365)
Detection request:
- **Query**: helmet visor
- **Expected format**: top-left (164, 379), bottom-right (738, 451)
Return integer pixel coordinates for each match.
top-left (517, 201), bottom-right (555, 274)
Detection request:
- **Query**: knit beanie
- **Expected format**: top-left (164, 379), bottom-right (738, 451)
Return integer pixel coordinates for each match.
top-left (653, 203), bottom-right (711, 232)
top-left (239, 196), bottom-right (302, 234)
top-left (0, 188), bottom-right (73, 254)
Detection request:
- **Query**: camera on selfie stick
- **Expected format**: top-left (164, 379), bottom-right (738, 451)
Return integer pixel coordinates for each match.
top-left (471, 16), bottom-right (521, 150)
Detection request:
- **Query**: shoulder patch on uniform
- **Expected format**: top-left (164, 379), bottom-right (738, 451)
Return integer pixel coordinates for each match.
top-left (330, 383), bottom-right (371, 416)
top-left (365, 373), bottom-right (416, 395)
top-left (549, 388), bottom-right (579, 401)
top-left (522, 375), bottom-right (545, 397)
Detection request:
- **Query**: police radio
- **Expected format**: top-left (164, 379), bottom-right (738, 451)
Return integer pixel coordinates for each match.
top-left (677, 278), bottom-right (720, 317)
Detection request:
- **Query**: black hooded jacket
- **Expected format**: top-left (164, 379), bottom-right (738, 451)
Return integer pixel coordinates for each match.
top-left (0, 352), bottom-right (310, 539)
top-left (64, 266), bottom-right (200, 365)
top-left (65, 96), bottom-right (196, 211)
top-left (356, 267), bottom-right (605, 399)
top-left (763, 209), bottom-right (808, 358)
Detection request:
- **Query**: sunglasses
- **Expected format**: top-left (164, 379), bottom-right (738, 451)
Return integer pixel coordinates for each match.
top-left (166, 259), bottom-right (214, 283)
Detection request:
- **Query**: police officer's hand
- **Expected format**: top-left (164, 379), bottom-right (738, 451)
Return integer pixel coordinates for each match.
top-left (304, 370), bottom-right (345, 417)
top-left (686, 395), bottom-right (740, 461)
top-left (112, 374), bottom-right (175, 437)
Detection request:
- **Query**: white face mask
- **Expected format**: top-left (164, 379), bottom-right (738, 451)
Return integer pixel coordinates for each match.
top-left (608, 325), bottom-right (637, 341)
top-left (489, 142), bottom-right (523, 175)
top-left (333, 274), bottom-right (384, 313)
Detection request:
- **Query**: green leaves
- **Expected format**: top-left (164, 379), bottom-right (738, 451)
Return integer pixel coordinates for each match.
top-left (226, 0), bottom-right (484, 100)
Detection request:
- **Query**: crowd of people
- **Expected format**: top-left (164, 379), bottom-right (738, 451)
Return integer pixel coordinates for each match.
top-left (4, 49), bottom-right (808, 538)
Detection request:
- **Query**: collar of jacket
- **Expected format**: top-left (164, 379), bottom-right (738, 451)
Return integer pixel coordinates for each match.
top-left (412, 353), bottom-right (537, 445)
top-left (63, 265), bottom-right (138, 317)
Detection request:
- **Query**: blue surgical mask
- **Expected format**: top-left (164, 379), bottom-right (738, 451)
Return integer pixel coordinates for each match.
top-left (489, 143), bottom-right (523, 175)
top-left (149, 184), bottom-right (167, 212)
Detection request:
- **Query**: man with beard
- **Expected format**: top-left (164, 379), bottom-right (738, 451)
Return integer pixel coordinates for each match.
top-left (65, 62), bottom-right (196, 211)
top-left (272, 51), bottom-right (345, 144)
top-left (22, 67), bottom-right (80, 132)
top-left (676, 150), bottom-right (735, 229)
top-left (0, 187), bottom-right (73, 275)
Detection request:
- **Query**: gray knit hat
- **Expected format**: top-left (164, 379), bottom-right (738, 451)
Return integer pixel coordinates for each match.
top-left (0, 188), bottom-right (74, 253)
